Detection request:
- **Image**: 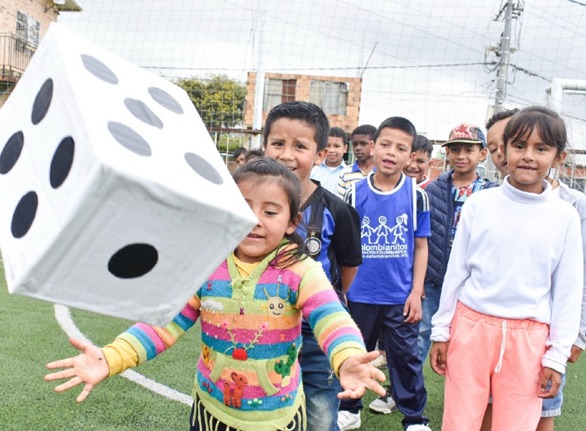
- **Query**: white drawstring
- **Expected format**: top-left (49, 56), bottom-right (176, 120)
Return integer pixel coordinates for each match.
top-left (494, 320), bottom-right (507, 373)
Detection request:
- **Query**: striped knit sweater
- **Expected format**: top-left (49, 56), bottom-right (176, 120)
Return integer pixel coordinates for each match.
top-left (102, 243), bottom-right (366, 431)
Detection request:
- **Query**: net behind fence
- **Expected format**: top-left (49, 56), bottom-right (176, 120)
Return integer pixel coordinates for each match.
top-left (48, 0), bottom-right (586, 187)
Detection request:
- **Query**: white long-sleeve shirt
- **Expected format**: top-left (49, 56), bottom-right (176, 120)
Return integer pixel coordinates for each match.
top-left (431, 178), bottom-right (583, 373)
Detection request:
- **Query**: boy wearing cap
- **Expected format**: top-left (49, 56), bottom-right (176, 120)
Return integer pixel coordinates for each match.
top-left (417, 123), bottom-right (497, 362)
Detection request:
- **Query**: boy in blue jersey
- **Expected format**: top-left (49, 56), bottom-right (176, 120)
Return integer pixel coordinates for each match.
top-left (343, 117), bottom-right (432, 431)
top-left (263, 101), bottom-right (364, 431)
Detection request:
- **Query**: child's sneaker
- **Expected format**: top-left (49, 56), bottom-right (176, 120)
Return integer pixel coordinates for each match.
top-left (337, 410), bottom-right (361, 430)
top-left (368, 390), bottom-right (397, 414)
top-left (370, 354), bottom-right (387, 368)
top-left (405, 425), bottom-right (432, 431)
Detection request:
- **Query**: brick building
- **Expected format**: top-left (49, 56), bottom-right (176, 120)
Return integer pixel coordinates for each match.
top-left (244, 71), bottom-right (362, 135)
top-left (0, 0), bottom-right (81, 105)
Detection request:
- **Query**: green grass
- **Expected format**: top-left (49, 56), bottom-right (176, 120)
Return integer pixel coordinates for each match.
top-left (1, 265), bottom-right (586, 430)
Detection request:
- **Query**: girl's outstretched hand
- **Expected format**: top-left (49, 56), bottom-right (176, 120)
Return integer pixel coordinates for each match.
top-left (45, 337), bottom-right (109, 403)
top-left (337, 351), bottom-right (386, 399)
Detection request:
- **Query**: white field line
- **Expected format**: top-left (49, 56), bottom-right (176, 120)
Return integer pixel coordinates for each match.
top-left (53, 304), bottom-right (192, 406)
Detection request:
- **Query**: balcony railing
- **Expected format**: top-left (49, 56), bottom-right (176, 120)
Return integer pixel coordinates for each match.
top-left (0, 33), bottom-right (36, 82)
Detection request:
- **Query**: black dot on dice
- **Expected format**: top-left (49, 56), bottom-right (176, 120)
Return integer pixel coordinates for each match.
top-left (31, 78), bottom-right (53, 125)
top-left (12, 191), bottom-right (38, 239)
top-left (124, 98), bottom-right (163, 129)
top-left (108, 243), bottom-right (159, 279)
top-left (50, 137), bottom-right (75, 189)
top-left (148, 87), bottom-right (183, 114)
top-left (184, 152), bottom-right (223, 185)
top-left (81, 54), bottom-right (119, 84)
top-left (108, 122), bottom-right (152, 156)
top-left (0, 131), bottom-right (24, 174)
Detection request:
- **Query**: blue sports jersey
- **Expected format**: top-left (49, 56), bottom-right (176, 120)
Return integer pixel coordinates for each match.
top-left (346, 173), bottom-right (430, 305)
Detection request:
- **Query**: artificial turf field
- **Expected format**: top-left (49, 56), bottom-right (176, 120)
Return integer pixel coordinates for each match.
top-left (2, 265), bottom-right (585, 430)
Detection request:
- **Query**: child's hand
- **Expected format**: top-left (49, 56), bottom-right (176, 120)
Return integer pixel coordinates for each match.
top-left (45, 337), bottom-right (109, 403)
top-left (337, 351), bottom-right (386, 399)
top-left (568, 345), bottom-right (583, 363)
top-left (538, 367), bottom-right (562, 399)
top-left (403, 292), bottom-right (422, 323)
top-left (429, 341), bottom-right (448, 375)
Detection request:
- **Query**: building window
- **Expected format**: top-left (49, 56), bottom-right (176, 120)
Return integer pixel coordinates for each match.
top-left (16, 11), bottom-right (40, 48)
top-left (309, 80), bottom-right (348, 116)
top-left (263, 78), bottom-right (296, 112)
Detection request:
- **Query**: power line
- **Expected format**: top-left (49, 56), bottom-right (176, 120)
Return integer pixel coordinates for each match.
top-left (143, 62), bottom-right (490, 73)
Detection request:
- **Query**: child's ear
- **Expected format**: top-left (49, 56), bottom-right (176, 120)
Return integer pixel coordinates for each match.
top-left (479, 147), bottom-right (488, 162)
top-left (314, 149), bottom-right (326, 166)
top-left (552, 150), bottom-right (568, 168)
top-left (287, 212), bottom-right (302, 235)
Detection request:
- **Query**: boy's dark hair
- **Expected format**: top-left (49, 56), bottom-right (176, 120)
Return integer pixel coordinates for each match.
top-left (486, 108), bottom-right (520, 130)
top-left (413, 135), bottom-right (433, 157)
top-left (244, 148), bottom-right (264, 163)
top-left (263, 101), bottom-right (330, 152)
top-left (232, 158), bottom-right (306, 266)
top-left (329, 126), bottom-right (347, 143)
top-left (233, 147), bottom-right (248, 159)
top-left (373, 117), bottom-right (417, 144)
top-left (351, 124), bottom-right (377, 139)
top-left (502, 106), bottom-right (567, 156)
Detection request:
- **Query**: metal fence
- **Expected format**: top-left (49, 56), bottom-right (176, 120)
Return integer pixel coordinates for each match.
top-left (0, 33), bottom-right (35, 81)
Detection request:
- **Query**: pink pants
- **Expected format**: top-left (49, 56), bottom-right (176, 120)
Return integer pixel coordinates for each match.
top-left (442, 302), bottom-right (548, 431)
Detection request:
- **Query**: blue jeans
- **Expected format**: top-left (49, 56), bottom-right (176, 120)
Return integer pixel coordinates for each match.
top-left (417, 283), bottom-right (441, 363)
top-left (542, 373), bottom-right (566, 417)
top-left (299, 320), bottom-right (341, 431)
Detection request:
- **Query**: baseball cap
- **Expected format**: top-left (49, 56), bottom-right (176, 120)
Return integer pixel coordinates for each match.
top-left (442, 123), bottom-right (486, 148)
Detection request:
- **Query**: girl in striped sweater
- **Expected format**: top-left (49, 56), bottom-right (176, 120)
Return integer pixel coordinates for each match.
top-left (45, 158), bottom-right (385, 431)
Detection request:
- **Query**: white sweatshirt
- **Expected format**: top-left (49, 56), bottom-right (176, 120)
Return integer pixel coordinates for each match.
top-left (431, 178), bottom-right (583, 373)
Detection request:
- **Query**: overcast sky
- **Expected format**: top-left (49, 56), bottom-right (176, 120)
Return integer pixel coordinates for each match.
top-left (59, 0), bottom-right (586, 146)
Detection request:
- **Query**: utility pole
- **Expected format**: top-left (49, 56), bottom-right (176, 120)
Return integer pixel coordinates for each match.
top-left (493, 0), bottom-right (514, 114)
top-left (251, 0), bottom-right (267, 150)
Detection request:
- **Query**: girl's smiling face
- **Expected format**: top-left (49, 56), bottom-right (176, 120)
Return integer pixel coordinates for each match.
top-left (235, 178), bottom-right (297, 264)
top-left (504, 127), bottom-right (562, 194)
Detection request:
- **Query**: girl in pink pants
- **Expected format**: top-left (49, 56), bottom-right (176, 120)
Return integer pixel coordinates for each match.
top-left (429, 106), bottom-right (583, 431)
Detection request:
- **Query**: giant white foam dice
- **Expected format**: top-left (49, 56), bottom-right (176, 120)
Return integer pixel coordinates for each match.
top-left (0, 23), bottom-right (257, 326)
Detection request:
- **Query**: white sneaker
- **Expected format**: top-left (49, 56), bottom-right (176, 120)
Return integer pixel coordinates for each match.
top-left (337, 410), bottom-right (361, 430)
top-left (370, 354), bottom-right (387, 368)
top-left (405, 425), bottom-right (432, 431)
top-left (368, 392), bottom-right (397, 414)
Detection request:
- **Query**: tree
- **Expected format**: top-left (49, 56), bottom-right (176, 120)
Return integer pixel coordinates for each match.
top-left (175, 74), bottom-right (246, 130)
